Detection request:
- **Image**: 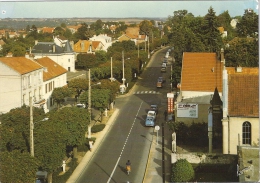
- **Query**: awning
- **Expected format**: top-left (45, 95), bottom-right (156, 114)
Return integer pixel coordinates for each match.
top-left (33, 99), bottom-right (46, 107)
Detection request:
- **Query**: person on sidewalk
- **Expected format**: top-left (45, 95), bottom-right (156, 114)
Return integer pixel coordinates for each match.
top-left (164, 110), bottom-right (168, 121)
top-left (89, 140), bottom-right (93, 152)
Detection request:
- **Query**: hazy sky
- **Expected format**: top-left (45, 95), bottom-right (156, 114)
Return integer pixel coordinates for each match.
top-left (0, 1), bottom-right (258, 19)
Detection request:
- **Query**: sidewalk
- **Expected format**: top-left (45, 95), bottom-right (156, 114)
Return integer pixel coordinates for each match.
top-left (66, 108), bottom-right (120, 183)
top-left (143, 121), bottom-right (173, 183)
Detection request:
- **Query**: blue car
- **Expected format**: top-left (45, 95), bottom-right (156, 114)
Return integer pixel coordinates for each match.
top-left (145, 116), bottom-right (155, 126)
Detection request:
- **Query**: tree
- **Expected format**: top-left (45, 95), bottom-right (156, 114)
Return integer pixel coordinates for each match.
top-left (91, 89), bottom-right (110, 111)
top-left (51, 87), bottom-right (72, 109)
top-left (236, 9), bottom-right (258, 37)
top-left (202, 6), bottom-right (222, 52)
top-left (0, 150), bottom-right (39, 183)
top-left (76, 53), bottom-right (97, 69)
top-left (225, 37), bottom-right (258, 67)
top-left (0, 105), bottom-right (45, 153)
top-left (50, 107), bottom-right (89, 158)
top-left (34, 118), bottom-right (67, 183)
top-left (53, 26), bottom-right (65, 36)
top-left (139, 20), bottom-right (153, 35)
top-left (171, 159), bottom-right (194, 182)
top-left (68, 78), bottom-right (89, 102)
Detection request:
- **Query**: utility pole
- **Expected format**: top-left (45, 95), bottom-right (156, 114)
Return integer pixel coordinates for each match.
top-left (148, 36), bottom-right (150, 59)
top-left (88, 69), bottom-right (92, 138)
top-left (111, 57), bottom-right (113, 81)
top-left (122, 51), bottom-right (126, 86)
top-left (138, 43), bottom-right (139, 58)
top-left (30, 97), bottom-right (34, 157)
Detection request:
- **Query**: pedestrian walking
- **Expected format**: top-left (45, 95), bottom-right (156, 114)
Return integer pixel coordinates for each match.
top-left (164, 110), bottom-right (167, 121)
top-left (89, 140), bottom-right (93, 152)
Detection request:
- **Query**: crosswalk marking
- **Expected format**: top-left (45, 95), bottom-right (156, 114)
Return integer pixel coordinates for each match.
top-left (133, 91), bottom-right (160, 95)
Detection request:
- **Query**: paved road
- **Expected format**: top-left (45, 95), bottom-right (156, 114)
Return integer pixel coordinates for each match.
top-left (67, 47), bottom-right (173, 183)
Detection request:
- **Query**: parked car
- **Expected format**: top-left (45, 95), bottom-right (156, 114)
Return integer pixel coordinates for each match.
top-left (76, 103), bottom-right (86, 108)
top-left (145, 110), bottom-right (156, 126)
top-left (150, 104), bottom-right (158, 114)
top-left (145, 116), bottom-right (155, 126)
top-left (162, 63), bottom-right (167, 68)
top-left (161, 67), bottom-right (166, 72)
top-left (163, 59), bottom-right (168, 65)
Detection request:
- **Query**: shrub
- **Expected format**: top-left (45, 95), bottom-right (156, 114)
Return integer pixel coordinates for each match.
top-left (171, 159), bottom-right (194, 182)
top-left (91, 124), bottom-right (105, 133)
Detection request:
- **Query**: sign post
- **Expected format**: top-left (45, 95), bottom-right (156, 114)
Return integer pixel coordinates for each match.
top-left (155, 125), bottom-right (160, 145)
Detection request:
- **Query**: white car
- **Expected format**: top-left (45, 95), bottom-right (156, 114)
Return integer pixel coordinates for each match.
top-left (76, 103), bottom-right (86, 108)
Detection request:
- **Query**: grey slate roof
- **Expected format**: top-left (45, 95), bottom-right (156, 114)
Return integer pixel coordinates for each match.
top-left (31, 41), bottom-right (73, 54)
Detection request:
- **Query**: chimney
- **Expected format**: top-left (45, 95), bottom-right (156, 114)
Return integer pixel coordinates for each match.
top-left (52, 44), bottom-right (55, 53)
top-left (35, 40), bottom-right (38, 45)
top-left (220, 48), bottom-right (224, 62)
top-left (236, 65), bottom-right (242, 72)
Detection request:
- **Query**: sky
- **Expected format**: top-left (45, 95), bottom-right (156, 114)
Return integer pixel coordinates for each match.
top-left (0, 1), bottom-right (258, 19)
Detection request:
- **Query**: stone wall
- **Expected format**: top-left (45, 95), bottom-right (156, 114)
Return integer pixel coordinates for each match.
top-left (171, 152), bottom-right (237, 164)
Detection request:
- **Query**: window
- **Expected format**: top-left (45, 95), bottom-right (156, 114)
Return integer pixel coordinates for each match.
top-left (242, 121), bottom-right (251, 145)
top-left (45, 84), bottom-right (48, 93)
top-left (28, 75), bottom-right (31, 87)
top-left (23, 94), bottom-right (26, 104)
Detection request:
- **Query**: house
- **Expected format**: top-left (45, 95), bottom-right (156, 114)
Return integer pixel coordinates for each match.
top-left (178, 52), bottom-right (223, 99)
top-left (89, 34), bottom-right (112, 52)
top-left (218, 27), bottom-right (227, 38)
top-left (0, 29), bottom-right (6, 38)
top-left (0, 39), bottom-right (6, 50)
top-left (117, 27), bottom-right (143, 45)
top-left (230, 19), bottom-right (238, 29)
top-left (39, 27), bottom-right (55, 34)
top-left (0, 56), bottom-right (67, 114)
top-left (175, 52), bottom-right (223, 124)
top-left (34, 57), bottom-right (67, 112)
top-left (73, 40), bottom-right (104, 55)
top-left (222, 66), bottom-right (259, 155)
top-left (67, 25), bottom-right (82, 34)
top-left (0, 57), bottom-right (45, 114)
top-left (31, 40), bottom-right (76, 72)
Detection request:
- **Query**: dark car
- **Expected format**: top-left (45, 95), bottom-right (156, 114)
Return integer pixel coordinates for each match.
top-left (150, 104), bottom-right (158, 114)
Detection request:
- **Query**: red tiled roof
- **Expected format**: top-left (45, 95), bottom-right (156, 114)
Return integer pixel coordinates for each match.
top-left (181, 52), bottom-right (223, 92)
top-left (35, 57), bottom-right (67, 81)
top-left (74, 40), bottom-right (90, 52)
top-left (228, 70), bottom-right (259, 117)
top-left (0, 57), bottom-right (43, 74)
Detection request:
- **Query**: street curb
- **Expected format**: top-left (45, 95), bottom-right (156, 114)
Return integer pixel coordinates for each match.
top-left (142, 128), bottom-right (156, 183)
top-left (66, 108), bottom-right (120, 183)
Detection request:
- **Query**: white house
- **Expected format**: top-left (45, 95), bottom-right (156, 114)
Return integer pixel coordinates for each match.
top-left (222, 66), bottom-right (259, 154)
top-left (0, 57), bottom-right (45, 114)
top-left (31, 40), bottom-right (76, 72)
top-left (35, 57), bottom-right (67, 112)
top-left (89, 34), bottom-right (113, 52)
top-left (0, 56), bottom-right (67, 114)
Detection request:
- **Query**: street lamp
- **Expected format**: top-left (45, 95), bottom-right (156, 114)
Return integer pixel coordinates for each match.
top-left (87, 69), bottom-right (101, 138)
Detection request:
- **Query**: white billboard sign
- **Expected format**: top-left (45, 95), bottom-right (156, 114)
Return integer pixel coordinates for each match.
top-left (177, 103), bottom-right (198, 118)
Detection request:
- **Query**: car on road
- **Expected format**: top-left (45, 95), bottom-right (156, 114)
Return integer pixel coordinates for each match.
top-left (76, 103), bottom-right (86, 108)
top-left (161, 67), bottom-right (166, 72)
top-left (145, 110), bottom-right (156, 126)
top-left (150, 104), bottom-right (158, 114)
top-left (163, 59), bottom-right (168, 65)
top-left (162, 63), bottom-right (167, 68)
top-left (157, 77), bottom-right (163, 88)
top-left (145, 116), bottom-right (155, 126)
